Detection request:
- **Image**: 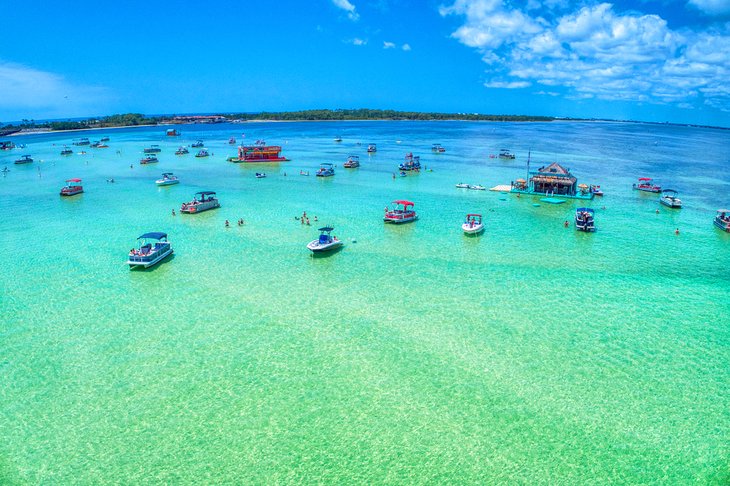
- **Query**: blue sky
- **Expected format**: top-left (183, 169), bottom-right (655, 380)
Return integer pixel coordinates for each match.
top-left (1, 0), bottom-right (729, 126)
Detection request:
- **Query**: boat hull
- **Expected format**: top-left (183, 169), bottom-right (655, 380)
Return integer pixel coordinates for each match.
top-left (384, 214), bottom-right (418, 224)
top-left (156, 180), bottom-right (179, 186)
top-left (307, 240), bottom-right (344, 252)
top-left (60, 188), bottom-right (83, 196)
top-left (227, 157), bottom-right (289, 163)
top-left (660, 197), bottom-right (682, 208)
top-left (462, 223), bottom-right (484, 234)
top-left (127, 247), bottom-right (173, 268)
top-left (180, 201), bottom-right (220, 213)
top-left (714, 219), bottom-right (730, 232)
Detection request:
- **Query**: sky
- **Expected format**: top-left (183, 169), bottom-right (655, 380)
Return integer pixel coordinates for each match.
top-left (1, 0), bottom-right (729, 126)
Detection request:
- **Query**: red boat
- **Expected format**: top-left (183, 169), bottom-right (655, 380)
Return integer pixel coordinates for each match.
top-left (384, 200), bottom-right (418, 224)
top-left (228, 141), bottom-right (288, 163)
top-left (60, 178), bottom-right (83, 196)
top-left (633, 177), bottom-right (661, 193)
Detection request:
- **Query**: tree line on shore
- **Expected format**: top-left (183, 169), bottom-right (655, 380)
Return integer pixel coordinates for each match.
top-left (1, 109), bottom-right (554, 133)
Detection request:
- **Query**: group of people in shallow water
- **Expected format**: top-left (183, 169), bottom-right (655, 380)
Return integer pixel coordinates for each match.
top-left (224, 218), bottom-right (245, 228)
top-left (295, 211), bottom-right (318, 226)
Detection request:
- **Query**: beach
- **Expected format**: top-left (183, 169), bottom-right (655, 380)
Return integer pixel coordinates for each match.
top-left (1, 120), bottom-right (728, 483)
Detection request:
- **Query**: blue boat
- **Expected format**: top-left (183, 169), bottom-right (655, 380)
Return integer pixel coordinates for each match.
top-left (316, 163), bottom-right (335, 177)
top-left (127, 232), bottom-right (173, 268)
top-left (399, 153), bottom-right (421, 171)
top-left (575, 208), bottom-right (596, 232)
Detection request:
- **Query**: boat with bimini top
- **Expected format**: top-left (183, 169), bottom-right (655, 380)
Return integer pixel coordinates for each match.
top-left (462, 214), bottom-right (484, 234)
top-left (140, 155), bottom-right (158, 164)
top-left (191, 140), bottom-right (204, 148)
top-left (73, 138), bottom-right (90, 146)
top-left (127, 232), bottom-right (173, 269)
top-left (575, 208), bottom-right (596, 232)
top-left (714, 209), bottom-right (730, 232)
top-left (14, 155), bottom-right (33, 164)
top-left (343, 155), bottom-right (360, 168)
top-left (175, 146), bottom-right (189, 155)
top-left (660, 189), bottom-right (682, 208)
top-left (399, 153), bottom-right (421, 171)
top-left (384, 200), bottom-right (418, 224)
top-left (316, 163), bottom-right (335, 177)
top-left (633, 177), bottom-right (661, 193)
top-left (499, 149), bottom-right (515, 159)
top-left (307, 226), bottom-right (344, 253)
top-left (60, 147), bottom-right (73, 156)
top-left (367, 144), bottom-right (377, 153)
top-left (180, 191), bottom-right (220, 214)
top-left (60, 178), bottom-right (83, 196)
top-left (143, 145), bottom-right (161, 154)
top-left (166, 128), bottom-right (181, 136)
top-left (155, 173), bottom-right (179, 186)
top-left (195, 149), bottom-right (210, 158)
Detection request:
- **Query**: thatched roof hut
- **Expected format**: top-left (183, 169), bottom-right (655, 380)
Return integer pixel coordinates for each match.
top-left (530, 162), bottom-right (578, 196)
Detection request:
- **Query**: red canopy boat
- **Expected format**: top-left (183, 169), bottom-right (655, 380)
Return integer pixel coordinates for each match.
top-left (60, 178), bottom-right (83, 196)
top-left (633, 177), bottom-right (661, 193)
top-left (384, 200), bottom-right (418, 224)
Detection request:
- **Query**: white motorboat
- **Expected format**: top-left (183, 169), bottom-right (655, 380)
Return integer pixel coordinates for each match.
top-left (127, 232), bottom-right (173, 268)
top-left (660, 189), bottom-right (682, 208)
top-left (575, 208), bottom-right (596, 232)
top-left (462, 213), bottom-right (484, 234)
top-left (255, 172), bottom-right (267, 178)
top-left (307, 226), bottom-right (344, 253)
top-left (180, 191), bottom-right (220, 214)
top-left (469, 184), bottom-right (486, 191)
top-left (456, 183), bottom-right (470, 188)
top-left (156, 173), bottom-right (180, 186)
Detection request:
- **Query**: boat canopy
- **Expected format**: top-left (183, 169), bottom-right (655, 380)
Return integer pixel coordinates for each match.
top-left (393, 200), bottom-right (414, 207)
top-left (66, 178), bottom-right (81, 182)
top-left (638, 177), bottom-right (653, 181)
top-left (162, 172), bottom-right (174, 176)
top-left (318, 227), bottom-right (334, 232)
top-left (662, 189), bottom-right (678, 194)
top-left (196, 191), bottom-right (216, 196)
top-left (466, 213), bottom-right (482, 218)
top-left (717, 209), bottom-right (730, 213)
top-left (321, 163), bottom-right (334, 167)
top-left (576, 207), bottom-right (594, 213)
top-left (138, 232), bottom-right (167, 240)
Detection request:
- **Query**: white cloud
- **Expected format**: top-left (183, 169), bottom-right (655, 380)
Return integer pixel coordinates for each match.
top-left (440, 1), bottom-right (730, 111)
top-left (349, 38), bottom-right (367, 45)
top-left (687, 0), bottom-right (730, 16)
top-left (0, 61), bottom-right (111, 120)
top-left (402, 43), bottom-right (412, 51)
top-left (332, 0), bottom-right (359, 21)
top-left (383, 41), bottom-right (396, 49)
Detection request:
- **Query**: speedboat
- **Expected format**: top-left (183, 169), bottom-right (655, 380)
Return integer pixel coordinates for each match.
top-left (498, 149), bottom-right (515, 159)
top-left (316, 163), bottom-right (335, 177)
top-left (334, 136), bottom-right (343, 143)
top-left (175, 146), bottom-right (189, 155)
top-left (367, 144), bottom-right (377, 153)
top-left (300, 170), bottom-right (310, 176)
top-left (255, 172), bottom-right (267, 178)
top-left (432, 143), bottom-right (446, 153)
top-left (660, 189), bottom-right (682, 208)
top-left (462, 213), bottom-right (484, 234)
top-left (140, 155), bottom-right (159, 164)
top-left (100, 136), bottom-right (110, 142)
top-left (633, 177), bottom-right (661, 193)
top-left (156, 173), bottom-right (179, 186)
top-left (343, 155), bottom-right (360, 168)
top-left (384, 200), bottom-right (418, 224)
top-left (590, 185), bottom-right (604, 196)
top-left (456, 183), bottom-right (470, 188)
top-left (575, 208), bottom-right (596, 232)
top-left (195, 149), bottom-right (210, 158)
top-left (714, 209), bottom-right (730, 232)
top-left (191, 140), bottom-right (204, 148)
top-left (307, 226), bottom-right (344, 253)
top-left (127, 232), bottom-right (173, 269)
top-left (90, 141), bottom-right (100, 148)
top-left (399, 153), bottom-right (421, 171)
top-left (60, 178), bottom-right (83, 196)
top-left (144, 145), bottom-right (161, 154)
top-left (228, 137), bottom-right (236, 144)
top-left (469, 184), bottom-right (486, 191)
top-left (60, 147), bottom-right (73, 156)
top-left (97, 142), bottom-right (109, 148)
top-left (14, 155), bottom-right (33, 164)
top-left (180, 191), bottom-right (220, 213)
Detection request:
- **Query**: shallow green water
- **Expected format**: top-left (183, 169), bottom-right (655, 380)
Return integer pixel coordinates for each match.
top-left (1, 121), bottom-right (728, 483)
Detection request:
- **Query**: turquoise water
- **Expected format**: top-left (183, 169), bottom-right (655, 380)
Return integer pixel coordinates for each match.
top-left (1, 121), bottom-right (728, 483)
